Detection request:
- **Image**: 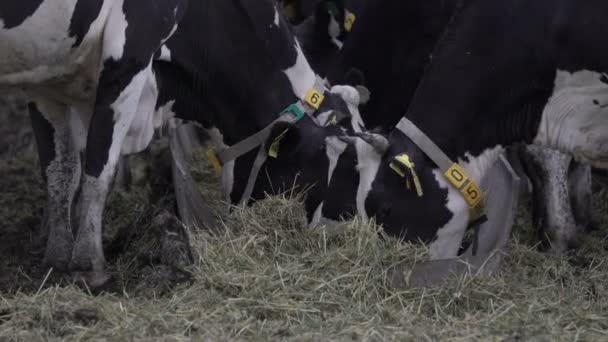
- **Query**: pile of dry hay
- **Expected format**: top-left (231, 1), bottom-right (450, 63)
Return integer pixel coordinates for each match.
top-left (1, 109), bottom-right (607, 340)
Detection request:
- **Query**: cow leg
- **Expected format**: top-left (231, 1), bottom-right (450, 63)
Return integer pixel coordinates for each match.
top-left (113, 155), bottom-right (132, 191)
top-left (70, 64), bottom-right (153, 286)
top-left (28, 103), bottom-right (54, 251)
top-left (28, 100), bottom-right (82, 270)
top-left (569, 161), bottom-right (599, 232)
top-left (522, 146), bottom-right (577, 254)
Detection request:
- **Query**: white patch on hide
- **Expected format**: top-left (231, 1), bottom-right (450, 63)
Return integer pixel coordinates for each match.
top-left (273, 6), bottom-right (280, 27)
top-left (327, 15), bottom-right (343, 49)
top-left (329, 85), bottom-right (365, 133)
top-left (0, 0), bottom-right (112, 104)
top-left (325, 136), bottom-right (347, 185)
top-left (458, 146), bottom-right (505, 185)
top-left (354, 140), bottom-right (382, 221)
top-left (310, 202), bottom-right (324, 227)
top-left (102, 0), bottom-right (128, 61)
top-left (103, 66), bottom-right (150, 183)
top-left (122, 67), bottom-right (159, 154)
top-left (534, 69), bottom-right (608, 168)
top-left (428, 169), bottom-right (469, 259)
top-left (428, 146), bottom-right (503, 259)
top-left (158, 45), bottom-right (172, 62)
top-left (282, 41), bottom-right (316, 100)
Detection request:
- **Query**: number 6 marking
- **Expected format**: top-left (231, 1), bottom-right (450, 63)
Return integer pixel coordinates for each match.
top-left (305, 88), bottom-right (325, 110)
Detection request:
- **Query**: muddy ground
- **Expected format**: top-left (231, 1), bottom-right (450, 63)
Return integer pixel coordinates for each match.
top-left (0, 98), bottom-right (198, 296)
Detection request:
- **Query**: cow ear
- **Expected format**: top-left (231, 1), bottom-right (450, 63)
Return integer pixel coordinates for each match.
top-left (265, 121), bottom-right (302, 159)
top-left (344, 67), bottom-right (366, 86)
top-left (316, 0), bottom-right (347, 37)
top-left (343, 68), bottom-right (370, 104)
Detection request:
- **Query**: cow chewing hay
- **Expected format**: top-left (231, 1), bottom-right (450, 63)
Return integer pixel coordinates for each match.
top-left (2, 108), bottom-right (608, 340)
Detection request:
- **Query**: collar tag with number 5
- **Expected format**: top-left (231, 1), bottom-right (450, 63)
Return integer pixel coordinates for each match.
top-left (444, 163), bottom-right (483, 208)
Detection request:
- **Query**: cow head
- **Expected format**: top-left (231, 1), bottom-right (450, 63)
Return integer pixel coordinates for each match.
top-left (292, 0), bottom-right (350, 76)
top-left (235, 84), bottom-right (370, 224)
top-left (335, 125), bottom-right (503, 259)
top-left (154, 0), bottom-right (377, 226)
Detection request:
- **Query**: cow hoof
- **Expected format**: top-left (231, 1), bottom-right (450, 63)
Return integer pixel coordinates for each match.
top-left (69, 242), bottom-right (105, 274)
top-left (76, 271), bottom-right (113, 293)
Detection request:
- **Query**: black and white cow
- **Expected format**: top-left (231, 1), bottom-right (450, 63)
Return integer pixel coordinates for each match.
top-left (1, 0), bottom-right (372, 287)
top-left (338, 0), bottom-right (608, 258)
top-left (152, 0), bottom-right (370, 225)
top-left (1, 0), bottom-right (187, 285)
top-left (325, 0), bottom-right (604, 255)
top-left (289, 0), bottom-right (346, 77)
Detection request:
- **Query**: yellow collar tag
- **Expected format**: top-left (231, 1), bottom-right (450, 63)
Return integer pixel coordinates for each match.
top-left (444, 163), bottom-right (483, 209)
top-left (268, 129), bottom-right (290, 159)
top-left (207, 148), bottom-right (223, 173)
top-left (390, 154), bottom-right (424, 197)
top-left (344, 12), bottom-right (356, 32)
top-left (304, 87), bottom-right (325, 110)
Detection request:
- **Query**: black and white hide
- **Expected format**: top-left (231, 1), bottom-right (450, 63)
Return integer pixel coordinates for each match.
top-left (326, 0), bottom-right (606, 257)
top-left (329, 0), bottom-right (608, 258)
top-left (0, 0), bottom-right (369, 287)
top-left (1, 0), bottom-right (187, 286)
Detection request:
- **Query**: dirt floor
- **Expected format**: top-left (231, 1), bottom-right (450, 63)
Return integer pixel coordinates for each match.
top-left (1, 100), bottom-right (608, 341)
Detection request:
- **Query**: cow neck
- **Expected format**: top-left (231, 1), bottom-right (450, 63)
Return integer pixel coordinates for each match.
top-left (215, 42), bottom-right (327, 156)
top-left (389, 0), bottom-right (557, 161)
top-left (209, 72), bottom-right (329, 206)
top-left (393, 116), bottom-right (486, 227)
top-left (212, 74), bottom-right (327, 168)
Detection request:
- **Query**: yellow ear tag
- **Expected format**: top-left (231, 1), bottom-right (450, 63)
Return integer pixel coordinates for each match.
top-left (206, 148), bottom-right (222, 173)
top-left (389, 154), bottom-right (424, 197)
top-left (444, 163), bottom-right (483, 208)
top-left (268, 129), bottom-right (290, 159)
top-left (304, 88), bottom-right (325, 110)
top-left (344, 12), bottom-right (356, 32)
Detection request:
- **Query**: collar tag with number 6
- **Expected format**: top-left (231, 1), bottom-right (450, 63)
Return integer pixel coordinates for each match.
top-left (304, 87), bottom-right (325, 110)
